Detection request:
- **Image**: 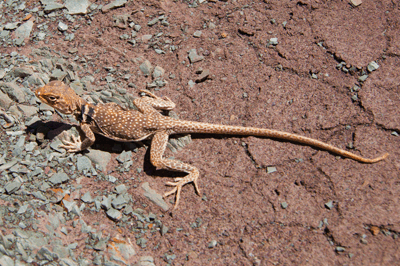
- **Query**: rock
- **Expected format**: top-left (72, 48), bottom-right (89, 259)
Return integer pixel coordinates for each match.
top-left (85, 149), bottom-right (111, 172)
top-left (0, 90), bottom-right (13, 109)
top-left (350, 0), bottom-right (362, 7)
top-left (58, 22), bottom-right (68, 32)
top-left (0, 255), bottom-right (14, 266)
top-left (14, 20), bottom-right (34, 45)
top-left (195, 69), bottom-right (210, 83)
top-left (269, 37), bottom-right (278, 45)
top-left (5, 22), bottom-right (19, 30)
top-left (152, 66), bottom-right (165, 79)
top-left (64, 0), bottom-right (90, 14)
top-left (106, 208), bottom-right (122, 221)
top-left (18, 105), bottom-right (38, 117)
top-left (49, 172), bottom-right (69, 185)
top-left (367, 61), bottom-right (379, 72)
top-left (77, 156), bottom-right (92, 171)
top-left (102, 0), bottom-right (128, 13)
top-left (51, 69), bottom-right (67, 80)
top-left (41, 0), bottom-right (65, 13)
top-left (111, 194), bottom-right (129, 209)
top-left (188, 49), bottom-right (204, 63)
top-left (116, 150), bottom-right (132, 163)
top-left (193, 30), bottom-right (202, 38)
top-left (114, 184), bottom-right (127, 194)
top-left (137, 256), bottom-right (155, 266)
top-left (5, 180), bottom-right (22, 194)
top-left (81, 192), bottom-right (93, 203)
top-left (11, 67), bottom-right (34, 78)
top-left (108, 236), bottom-right (136, 262)
top-left (141, 182), bottom-right (169, 211)
top-left (0, 82), bottom-right (26, 103)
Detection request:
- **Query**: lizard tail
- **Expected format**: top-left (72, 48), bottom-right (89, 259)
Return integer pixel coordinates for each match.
top-left (171, 120), bottom-right (389, 164)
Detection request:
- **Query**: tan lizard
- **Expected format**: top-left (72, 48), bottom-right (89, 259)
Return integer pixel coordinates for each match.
top-left (35, 80), bottom-right (389, 209)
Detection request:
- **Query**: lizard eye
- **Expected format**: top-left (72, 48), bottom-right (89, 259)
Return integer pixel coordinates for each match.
top-left (48, 96), bottom-right (58, 101)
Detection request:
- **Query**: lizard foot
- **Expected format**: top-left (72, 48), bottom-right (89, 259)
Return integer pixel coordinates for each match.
top-left (59, 133), bottom-right (82, 152)
top-left (163, 174), bottom-right (201, 210)
top-left (139, 89), bottom-right (174, 104)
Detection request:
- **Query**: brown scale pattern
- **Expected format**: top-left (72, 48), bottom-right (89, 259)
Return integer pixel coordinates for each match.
top-left (35, 81), bottom-right (389, 210)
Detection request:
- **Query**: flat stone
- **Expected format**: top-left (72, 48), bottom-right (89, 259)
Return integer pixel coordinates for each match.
top-left (18, 105), bottom-right (38, 117)
top-left (116, 150), bottom-right (132, 163)
top-left (0, 159), bottom-right (18, 171)
top-left (5, 22), bottom-right (19, 30)
top-left (49, 172), bottom-right (69, 185)
top-left (139, 60), bottom-right (153, 76)
top-left (14, 20), bottom-right (34, 45)
top-left (86, 149), bottom-right (111, 172)
top-left (367, 61), bottom-right (379, 72)
top-left (106, 208), bottom-right (122, 221)
top-left (152, 66), bottom-right (165, 79)
top-left (193, 30), bottom-right (202, 38)
top-left (77, 156), bottom-right (93, 171)
top-left (0, 255), bottom-right (14, 266)
top-left (188, 49), bottom-right (204, 63)
top-left (112, 194), bottom-right (129, 209)
top-left (11, 67), bottom-right (34, 78)
top-left (58, 22), bottom-right (68, 32)
top-left (81, 191), bottom-right (93, 203)
top-left (142, 182), bottom-right (169, 211)
top-left (102, 0), bottom-right (128, 13)
top-left (64, 0), bottom-right (90, 14)
top-left (5, 180), bottom-right (21, 194)
top-left (195, 69), bottom-right (210, 83)
top-left (0, 82), bottom-right (26, 103)
top-left (50, 69), bottom-right (67, 80)
top-left (0, 90), bottom-right (13, 109)
top-left (115, 184), bottom-right (127, 194)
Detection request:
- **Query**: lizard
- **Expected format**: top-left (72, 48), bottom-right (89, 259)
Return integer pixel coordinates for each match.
top-left (35, 80), bottom-right (389, 209)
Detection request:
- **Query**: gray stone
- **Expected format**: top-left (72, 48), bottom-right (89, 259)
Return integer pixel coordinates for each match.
top-left (269, 37), bottom-right (278, 45)
top-left (58, 22), bottom-right (68, 32)
top-left (147, 17), bottom-right (159, 26)
top-left (101, 0), bottom-right (128, 13)
top-left (5, 180), bottom-right (21, 194)
top-left (325, 200), bottom-right (334, 210)
top-left (36, 246), bottom-right (56, 261)
top-left (142, 182), bottom-right (169, 211)
top-left (18, 105), bottom-right (38, 118)
top-left (85, 149), bottom-right (111, 172)
top-left (111, 194), bottom-right (129, 209)
top-left (14, 20), bottom-right (34, 45)
top-left (64, 0), bottom-right (90, 14)
top-left (358, 74), bottom-right (368, 82)
top-left (1, 159), bottom-right (20, 171)
top-left (193, 30), bottom-right (202, 38)
top-left (81, 192), bottom-right (93, 203)
top-left (77, 156), bottom-right (92, 171)
top-left (195, 69), bottom-right (210, 83)
top-left (49, 172), bottom-right (69, 185)
top-left (139, 60), bottom-right (153, 76)
top-left (116, 150), bottom-right (132, 163)
top-left (367, 61), bottom-right (379, 72)
top-left (152, 66), bottom-right (165, 79)
top-left (114, 184), bottom-right (127, 194)
top-left (11, 67), bottom-right (34, 78)
top-left (0, 82), bottom-right (26, 103)
top-left (51, 69), bottom-right (67, 80)
top-left (0, 255), bottom-right (14, 266)
top-left (137, 256), bottom-right (155, 266)
top-left (0, 90), bottom-right (13, 109)
top-left (5, 22), bottom-right (19, 30)
top-left (188, 49), bottom-right (204, 63)
top-left (106, 208), bottom-right (122, 221)
top-left (41, 0), bottom-right (64, 13)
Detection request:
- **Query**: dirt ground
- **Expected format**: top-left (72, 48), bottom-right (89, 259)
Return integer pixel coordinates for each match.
top-left (3, 0), bottom-right (400, 265)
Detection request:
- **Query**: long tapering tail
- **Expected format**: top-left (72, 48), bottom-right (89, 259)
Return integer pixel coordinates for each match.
top-left (170, 120), bottom-right (388, 163)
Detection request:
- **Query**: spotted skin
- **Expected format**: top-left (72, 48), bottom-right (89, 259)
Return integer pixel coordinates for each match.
top-left (35, 81), bottom-right (389, 210)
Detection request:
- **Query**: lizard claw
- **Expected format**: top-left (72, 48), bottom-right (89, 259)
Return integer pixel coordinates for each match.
top-left (163, 176), bottom-right (201, 210)
top-left (59, 133), bottom-right (82, 152)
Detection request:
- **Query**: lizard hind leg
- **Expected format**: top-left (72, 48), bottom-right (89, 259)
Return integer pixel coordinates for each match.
top-left (150, 131), bottom-right (201, 210)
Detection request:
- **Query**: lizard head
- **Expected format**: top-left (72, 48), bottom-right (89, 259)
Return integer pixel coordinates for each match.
top-left (35, 80), bottom-right (82, 115)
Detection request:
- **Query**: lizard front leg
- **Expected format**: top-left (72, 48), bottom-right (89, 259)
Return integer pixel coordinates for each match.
top-left (150, 131), bottom-right (200, 210)
top-left (133, 90), bottom-right (176, 114)
top-left (60, 123), bottom-right (95, 152)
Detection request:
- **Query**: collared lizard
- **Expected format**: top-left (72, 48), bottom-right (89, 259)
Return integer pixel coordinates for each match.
top-left (35, 80), bottom-right (389, 209)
